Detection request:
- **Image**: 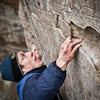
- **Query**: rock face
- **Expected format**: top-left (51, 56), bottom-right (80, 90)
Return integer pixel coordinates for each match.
top-left (19, 0), bottom-right (100, 100)
top-left (0, 0), bottom-right (27, 100)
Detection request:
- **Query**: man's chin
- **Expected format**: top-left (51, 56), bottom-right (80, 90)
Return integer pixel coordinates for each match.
top-left (37, 60), bottom-right (44, 67)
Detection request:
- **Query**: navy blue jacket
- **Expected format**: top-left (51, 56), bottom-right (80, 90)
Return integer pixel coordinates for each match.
top-left (17, 62), bottom-right (66, 100)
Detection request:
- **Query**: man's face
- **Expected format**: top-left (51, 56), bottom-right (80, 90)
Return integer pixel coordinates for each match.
top-left (17, 47), bottom-right (44, 74)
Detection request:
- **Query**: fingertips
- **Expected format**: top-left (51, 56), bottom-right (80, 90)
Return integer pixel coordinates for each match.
top-left (75, 43), bottom-right (82, 49)
top-left (77, 39), bottom-right (82, 44)
top-left (72, 44), bottom-right (82, 54)
top-left (72, 38), bottom-right (82, 42)
top-left (71, 38), bottom-right (82, 46)
top-left (64, 37), bottom-right (71, 44)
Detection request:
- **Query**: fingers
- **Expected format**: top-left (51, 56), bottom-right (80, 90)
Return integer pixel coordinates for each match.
top-left (68, 39), bottom-right (82, 51)
top-left (57, 37), bottom-right (82, 70)
top-left (63, 37), bottom-right (71, 44)
top-left (61, 37), bottom-right (72, 52)
top-left (71, 44), bottom-right (81, 54)
top-left (62, 37), bottom-right (82, 51)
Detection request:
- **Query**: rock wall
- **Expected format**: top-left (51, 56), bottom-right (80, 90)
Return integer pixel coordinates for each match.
top-left (0, 0), bottom-right (27, 99)
top-left (19, 0), bottom-right (100, 100)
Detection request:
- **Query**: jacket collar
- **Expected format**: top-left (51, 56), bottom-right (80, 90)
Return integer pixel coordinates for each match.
top-left (25, 65), bottom-right (46, 76)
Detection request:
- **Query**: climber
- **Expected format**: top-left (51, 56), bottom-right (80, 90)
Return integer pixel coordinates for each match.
top-left (0, 37), bottom-right (82, 100)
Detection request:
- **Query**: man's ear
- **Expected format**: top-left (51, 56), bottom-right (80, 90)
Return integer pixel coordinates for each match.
top-left (17, 51), bottom-right (24, 65)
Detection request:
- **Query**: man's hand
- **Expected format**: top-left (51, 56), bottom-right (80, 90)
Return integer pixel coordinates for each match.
top-left (56, 37), bottom-right (82, 71)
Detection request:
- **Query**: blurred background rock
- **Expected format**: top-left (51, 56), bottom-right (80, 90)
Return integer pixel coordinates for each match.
top-left (0, 0), bottom-right (27, 100)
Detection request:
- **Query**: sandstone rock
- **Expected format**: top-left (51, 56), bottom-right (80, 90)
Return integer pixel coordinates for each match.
top-left (19, 0), bottom-right (100, 100)
top-left (0, 0), bottom-right (27, 100)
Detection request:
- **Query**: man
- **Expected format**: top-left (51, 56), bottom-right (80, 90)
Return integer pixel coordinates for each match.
top-left (0, 37), bottom-right (82, 100)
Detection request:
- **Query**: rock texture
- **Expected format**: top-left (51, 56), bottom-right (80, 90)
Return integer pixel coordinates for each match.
top-left (19, 0), bottom-right (100, 100)
top-left (0, 0), bottom-right (27, 100)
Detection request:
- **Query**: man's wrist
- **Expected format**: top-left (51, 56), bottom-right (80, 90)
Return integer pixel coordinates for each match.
top-left (56, 58), bottom-right (68, 71)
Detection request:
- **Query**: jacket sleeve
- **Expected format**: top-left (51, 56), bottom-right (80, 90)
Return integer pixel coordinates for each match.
top-left (23, 62), bottom-right (66, 100)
